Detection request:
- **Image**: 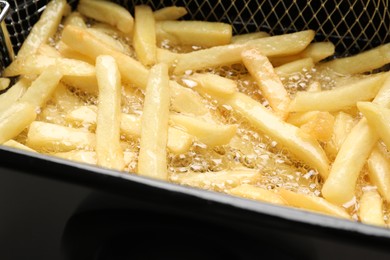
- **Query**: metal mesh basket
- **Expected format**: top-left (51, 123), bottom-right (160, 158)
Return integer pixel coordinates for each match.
top-left (0, 0), bottom-right (389, 70)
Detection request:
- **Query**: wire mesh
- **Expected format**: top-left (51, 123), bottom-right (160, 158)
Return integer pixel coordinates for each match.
top-left (2, 0), bottom-right (390, 59)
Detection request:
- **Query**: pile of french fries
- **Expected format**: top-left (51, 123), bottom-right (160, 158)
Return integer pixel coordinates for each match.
top-left (1, 0), bottom-right (390, 226)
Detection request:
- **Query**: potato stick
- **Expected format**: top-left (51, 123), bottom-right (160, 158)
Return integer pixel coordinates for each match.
top-left (299, 112), bottom-right (334, 142)
top-left (228, 184), bottom-right (287, 205)
top-left (2, 140), bottom-right (36, 153)
top-left (56, 41), bottom-right (95, 64)
top-left (170, 114), bottom-right (237, 147)
top-left (173, 30), bottom-right (315, 74)
top-left (306, 81), bottom-right (322, 92)
top-left (289, 73), bottom-right (388, 112)
top-left (287, 111), bottom-right (324, 126)
top-left (242, 48), bottom-right (291, 119)
top-left (52, 83), bottom-right (84, 112)
top-left (188, 73), bottom-right (238, 97)
top-left (77, 0), bottom-right (134, 34)
top-left (231, 31), bottom-right (270, 44)
top-left (156, 48), bottom-right (180, 67)
top-left (138, 63), bottom-right (170, 180)
top-left (26, 121), bottom-right (96, 152)
top-left (19, 67), bottom-right (63, 109)
top-left (0, 102), bottom-right (36, 144)
top-left (12, 0), bottom-right (68, 60)
top-left (63, 11), bottom-right (87, 28)
top-left (358, 189), bottom-right (386, 226)
top-left (62, 25), bottom-right (149, 89)
top-left (37, 43), bottom-right (61, 57)
top-left (320, 43), bottom-right (390, 75)
top-left (170, 169), bottom-right (259, 191)
top-left (95, 55), bottom-right (124, 171)
top-left (269, 42), bottom-right (335, 66)
top-left (156, 20), bottom-right (232, 47)
top-left (322, 119), bottom-right (378, 205)
top-left (133, 5), bottom-right (156, 66)
top-left (0, 77), bottom-right (29, 113)
top-left (274, 58), bottom-right (314, 76)
top-left (3, 54), bottom-right (95, 77)
top-left (367, 146), bottom-right (390, 202)
top-left (66, 105), bottom-right (98, 126)
top-left (153, 6), bottom-right (187, 20)
top-left (54, 150), bottom-right (96, 165)
top-left (199, 89), bottom-right (329, 178)
top-left (87, 28), bottom-right (130, 54)
top-left (278, 189), bottom-right (351, 219)
top-left (0, 77), bottom-right (10, 91)
top-left (90, 22), bottom-right (128, 39)
top-left (166, 127), bottom-right (194, 154)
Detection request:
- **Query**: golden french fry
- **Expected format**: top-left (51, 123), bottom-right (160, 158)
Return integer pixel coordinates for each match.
top-left (0, 77), bottom-right (10, 91)
top-left (173, 30), bottom-right (315, 74)
top-left (26, 121), bottom-right (96, 152)
top-left (156, 20), bottom-right (232, 47)
top-left (278, 188), bottom-right (351, 219)
top-left (274, 57), bottom-right (314, 76)
top-left (188, 73), bottom-right (238, 97)
top-left (320, 43), bottom-right (390, 75)
top-left (12, 0), bottom-right (68, 60)
top-left (63, 11), bottom-right (87, 28)
top-left (52, 83), bottom-right (84, 112)
top-left (37, 43), bottom-right (62, 57)
top-left (2, 140), bottom-right (36, 153)
top-left (0, 77), bottom-right (30, 113)
top-left (56, 41), bottom-right (95, 64)
top-left (358, 189), bottom-right (386, 226)
top-left (231, 31), bottom-right (270, 44)
top-left (87, 28), bottom-right (131, 55)
top-left (289, 73), bottom-right (388, 112)
top-left (358, 101), bottom-right (390, 150)
top-left (170, 169), bottom-right (259, 191)
top-left (77, 0), bottom-right (134, 34)
top-left (242, 48), bottom-right (291, 119)
top-left (19, 67), bottom-right (63, 109)
top-left (170, 114), bottom-right (237, 147)
top-left (54, 150), bottom-right (96, 164)
top-left (3, 54), bottom-right (95, 77)
top-left (270, 42), bottom-right (335, 66)
top-left (138, 63), bottom-right (170, 180)
top-left (95, 55), bottom-right (124, 171)
top-left (228, 184), bottom-right (287, 205)
top-left (153, 6), bottom-right (187, 20)
top-left (133, 5), bottom-right (156, 66)
top-left (367, 146), bottom-right (390, 202)
top-left (299, 111), bottom-right (335, 142)
top-left (166, 127), bottom-right (194, 154)
top-left (0, 102), bottom-right (37, 144)
top-left (156, 48), bottom-right (180, 67)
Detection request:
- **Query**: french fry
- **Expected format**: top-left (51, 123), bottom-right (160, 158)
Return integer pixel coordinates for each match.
top-left (156, 48), bottom-right (180, 67)
top-left (278, 188), bottom-right (351, 219)
top-left (87, 28), bottom-right (131, 55)
top-left (170, 114), bottom-right (237, 147)
top-left (367, 146), bottom-right (390, 202)
top-left (156, 20), bottom-right (232, 47)
top-left (170, 169), bottom-right (259, 191)
top-left (3, 54), bottom-right (95, 77)
top-left (0, 102), bottom-right (37, 144)
top-left (289, 73), bottom-right (388, 112)
top-left (63, 11), bottom-right (87, 28)
top-left (299, 111), bottom-right (335, 142)
top-left (188, 73), bottom-right (238, 97)
top-left (138, 63), bottom-right (170, 180)
top-left (54, 150), bottom-right (96, 164)
top-left (0, 77), bottom-right (30, 113)
top-left (358, 189), bottom-right (386, 226)
top-left (320, 43), bottom-right (390, 75)
top-left (358, 101), bottom-right (390, 150)
top-left (231, 31), bottom-right (270, 44)
top-left (37, 43), bottom-right (62, 57)
top-left (153, 6), bottom-right (187, 21)
top-left (26, 121), bottom-right (96, 152)
top-left (196, 87), bottom-right (329, 178)
top-left (56, 41), bottom-right (95, 64)
top-left (52, 83), bottom-right (84, 112)
top-left (77, 0), bottom-right (134, 34)
top-left (173, 30), bottom-right (315, 74)
top-left (270, 42), bottom-right (335, 66)
top-left (166, 127), bottom-right (194, 154)
top-left (242, 48), bottom-right (291, 119)
top-left (228, 184), bottom-right (287, 205)
top-left (0, 77), bottom-right (10, 91)
top-left (274, 57), bottom-right (314, 76)
top-left (11, 0), bottom-right (68, 60)
top-left (19, 67), bottom-right (63, 109)
top-left (2, 140), bottom-right (36, 153)
top-left (133, 5), bottom-right (157, 66)
top-left (95, 55), bottom-right (124, 171)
